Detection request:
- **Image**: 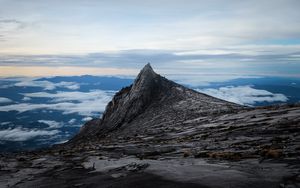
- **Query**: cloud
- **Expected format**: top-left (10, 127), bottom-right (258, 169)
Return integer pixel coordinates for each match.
top-left (0, 19), bottom-right (25, 34)
top-left (196, 85), bottom-right (288, 106)
top-left (22, 96), bottom-right (31, 101)
top-left (56, 81), bottom-right (80, 90)
top-left (0, 97), bottom-right (12, 103)
top-left (0, 84), bottom-right (13, 89)
top-left (0, 128), bottom-right (59, 141)
top-left (14, 80), bottom-right (56, 90)
top-left (1, 48), bottom-right (300, 79)
top-left (68, 118), bottom-right (76, 124)
top-left (0, 1), bottom-right (300, 55)
top-left (38, 120), bottom-right (62, 129)
top-left (0, 122), bottom-right (11, 126)
top-left (0, 19), bottom-right (24, 28)
top-left (0, 19), bottom-right (26, 43)
top-left (82, 117), bottom-right (92, 121)
top-left (22, 90), bottom-right (113, 103)
top-left (14, 79), bottom-right (80, 90)
top-left (171, 74), bottom-right (261, 87)
top-left (0, 90), bottom-right (114, 116)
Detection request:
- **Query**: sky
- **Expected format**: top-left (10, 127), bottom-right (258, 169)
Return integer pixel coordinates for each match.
top-left (0, 0), bottom-right (300, 78)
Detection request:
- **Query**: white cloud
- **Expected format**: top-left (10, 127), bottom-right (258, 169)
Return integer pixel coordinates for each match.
top-left (1, 48), bottom-right (300, 79)
top-left (38, 120), bottom-right (62, 129)
top-left (15, 80), bottom-right (56, 90)
top-left (197, 85), bottom-right (288, 106)
top-left (170, 74), bottom-right (261, 87)
top-left (82, 117), bottom-right (92, 122)
top-left (14, 79), bottom-right (80, 90)
top-left (0, 1), bottom-right (300, 54)
top-left (0, 90), bottom-right (114, 116)
top-left (68, 118), bottom-right (76, 124)
top-left (0, 122), bottom-right (11, 126)
top-left (0, 84), bottom-right (13, 89)
top-left (0, 128), bottom-right (59, 141)
top-left (22, 90), bottom-right (112, 103)
top-left (55, 81), bottom-right (80, 90)
top-left (22, 96), bottom-right (31, 101)
top-left (0, 97), bottom-right (12, 103)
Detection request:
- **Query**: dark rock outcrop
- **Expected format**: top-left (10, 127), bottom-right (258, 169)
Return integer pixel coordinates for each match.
top-left (71, 63), bottom-right (241, 142)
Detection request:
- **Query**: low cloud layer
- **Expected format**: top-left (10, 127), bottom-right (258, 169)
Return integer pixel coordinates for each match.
top-left (38, 120), bottom-right (62, 129)
top-left (197, 86), bottom-right (288, 106)
top-left (68, 118), bottom-right (76, 124)
top-left (82, 117), bottom-right (93, 122)
top-left (0, 97), bottom-right (12, 103)
top-left (22, 90), bottom-right (113, 103)
top-left (15, 79), bottom-right (80, 90)
top-left (0, 90), bottom-right (114, 116)
top-left (0, 128), bottom-right (59, 141)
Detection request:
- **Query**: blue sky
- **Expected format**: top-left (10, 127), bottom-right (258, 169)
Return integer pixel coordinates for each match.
top-left (0, 0), bottom-right (299, 78)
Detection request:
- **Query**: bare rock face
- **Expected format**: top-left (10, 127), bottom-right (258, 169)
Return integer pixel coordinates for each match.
top-left (99, 63), bottom-right (162, 132)
top-left (67, 64), bottom-right (299, 164)
top-left (72, 63), bottom-right (241, 142)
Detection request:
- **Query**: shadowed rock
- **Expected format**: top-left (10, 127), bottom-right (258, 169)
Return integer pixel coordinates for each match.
top-left (71, 63), bottom-right (241, 142)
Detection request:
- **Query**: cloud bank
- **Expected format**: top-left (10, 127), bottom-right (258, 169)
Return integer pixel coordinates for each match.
top-left (0, 128), bottom-right (59, 141)
top-left (0, 90), bottom-right (114, 116)
top-left (197, 86), bottom-right (288, 105)
top-left (0, 97), bottom-right (12, 103)
top-left (82, 117), bottom-right (92, 122)
top-left (15, 79), bottom-right (80, 90)
top-left (1, 49), bottom-right (299, 79)
top-left (38, 120), bottom-right (62, 129)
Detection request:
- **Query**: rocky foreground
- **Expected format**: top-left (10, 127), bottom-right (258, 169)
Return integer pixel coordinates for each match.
top-left (0, 64), bottom-right (300, 188)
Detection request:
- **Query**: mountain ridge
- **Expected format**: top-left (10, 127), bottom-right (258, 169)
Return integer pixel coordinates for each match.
top-left (70, 63), bottom-right (241, 142)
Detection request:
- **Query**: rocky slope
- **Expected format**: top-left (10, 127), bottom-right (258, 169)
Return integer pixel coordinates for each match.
top-left (71, 63), bottom-right (241, 142)
top-left (0, 64), bottom-right (299, 188)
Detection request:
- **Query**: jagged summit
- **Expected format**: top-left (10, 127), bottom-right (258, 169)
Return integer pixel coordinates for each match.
top-left (137, 63), bottom-right (155, 76)
top-left (134, 63), bottom-right (156, 83)
top-left (130, 63), bottom-right (159, 100)
top-left (70, 64), bottom-right (241, 142)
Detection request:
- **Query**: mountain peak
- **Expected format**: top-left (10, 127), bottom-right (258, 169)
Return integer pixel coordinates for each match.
top-left (131, 63), bottom-right (158, 94)
top-left (71, 64), bottom-right (241, 141)
top-left (133, 63), bottom-right (156, 83)
top-left (142, 63), bottom-right (153, 72)
top-left (74, 63), bottom-right (162, 138)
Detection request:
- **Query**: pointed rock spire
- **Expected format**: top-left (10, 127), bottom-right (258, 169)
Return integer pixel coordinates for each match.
top-left (131, 63), bottom-right (159, 98)
top-left (140, 63), bottom-right (155, 75)
top-left (133, 63), bottom-right (156, 85)
top-left (90, 63), bottom-right (162, 134)
top-left (141, 63), bottom-right (153, 72)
